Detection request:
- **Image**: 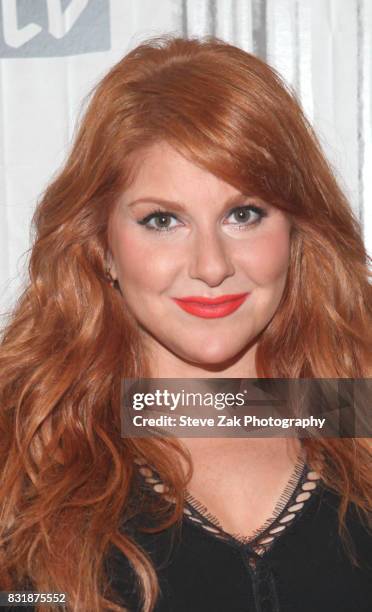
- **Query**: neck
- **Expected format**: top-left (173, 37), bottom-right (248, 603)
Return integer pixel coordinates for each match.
top-left (143, 337), bottom-right (259, 378)
top-left (178, 436), bottom-right (302, 473)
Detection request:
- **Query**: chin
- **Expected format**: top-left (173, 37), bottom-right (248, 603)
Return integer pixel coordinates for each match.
top-left (179, 342), bottom-right (247, 368)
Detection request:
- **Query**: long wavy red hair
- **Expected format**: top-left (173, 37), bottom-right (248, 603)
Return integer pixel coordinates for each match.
top-left (0, 35), bottom-right (371, 612)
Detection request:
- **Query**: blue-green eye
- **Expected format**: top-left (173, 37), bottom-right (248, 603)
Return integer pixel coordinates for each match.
top-left (225, 205), bottom-right (267, 226)
top-left (137, 204), bottom-right (267, 233)
top-left (138, 210), bottom-right (179, 231)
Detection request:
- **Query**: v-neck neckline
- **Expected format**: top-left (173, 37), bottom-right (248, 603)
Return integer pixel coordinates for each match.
top-left (133, 450), bottom-right (321, 558)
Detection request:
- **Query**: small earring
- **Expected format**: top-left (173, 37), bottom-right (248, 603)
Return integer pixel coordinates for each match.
top-left (105, 266), bottom-right (116, 287)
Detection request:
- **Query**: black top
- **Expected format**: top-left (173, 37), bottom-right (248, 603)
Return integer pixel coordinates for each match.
top-left (9, 454), bottom-right (372, 612)
top-left (106, 454), bottom-right (372, 612)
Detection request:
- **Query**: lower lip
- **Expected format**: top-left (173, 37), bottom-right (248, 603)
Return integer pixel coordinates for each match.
top-left (172, 294), bottom-right (249, 319)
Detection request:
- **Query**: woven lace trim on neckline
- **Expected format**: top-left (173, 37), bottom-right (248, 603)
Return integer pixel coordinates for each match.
top-left (134, 453), bottom-right (321, 557)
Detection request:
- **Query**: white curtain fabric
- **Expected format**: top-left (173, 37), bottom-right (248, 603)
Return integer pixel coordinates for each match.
top-left (0, 0), bottom-right (371, 314)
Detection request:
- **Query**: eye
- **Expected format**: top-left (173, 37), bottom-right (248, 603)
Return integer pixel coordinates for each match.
top-left (224, 205), bottom-right (267, 228)
top-left (137, 209), bottom-right (180, 232)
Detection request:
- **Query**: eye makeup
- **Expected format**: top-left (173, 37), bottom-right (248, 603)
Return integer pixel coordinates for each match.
top-left (136, 203), bottom-right (268, 233)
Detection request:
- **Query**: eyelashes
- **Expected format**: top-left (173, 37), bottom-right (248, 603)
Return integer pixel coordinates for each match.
top-left (137, 204), bottom-right (268, 234)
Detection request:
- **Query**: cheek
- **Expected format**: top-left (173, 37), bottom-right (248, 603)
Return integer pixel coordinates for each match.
top-left (112, 229), bottom-right (176, 290)
top-left (239, 228), bottom-right (290, 284)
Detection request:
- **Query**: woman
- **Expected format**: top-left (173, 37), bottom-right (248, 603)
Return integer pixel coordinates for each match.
top-left (0, 35), bottom-right (371, 612)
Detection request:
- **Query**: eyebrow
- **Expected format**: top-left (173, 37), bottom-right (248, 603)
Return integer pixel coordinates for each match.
top-left (127, 193), bottom-right (255, 211)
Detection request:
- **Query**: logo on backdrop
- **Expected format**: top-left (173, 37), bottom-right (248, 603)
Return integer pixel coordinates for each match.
top-left (0, 0), bottom-right (110, 57)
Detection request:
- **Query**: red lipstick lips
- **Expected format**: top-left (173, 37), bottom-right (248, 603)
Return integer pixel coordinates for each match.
top-left (172, 293), bottom-right (249, 319)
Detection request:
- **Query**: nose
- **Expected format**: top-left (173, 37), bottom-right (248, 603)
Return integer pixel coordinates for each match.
top-left (188, 229), bottom-right (235, 287)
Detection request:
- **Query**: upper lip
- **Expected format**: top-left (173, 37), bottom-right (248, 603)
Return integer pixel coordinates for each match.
top-left (173, 293), bottom-right (249, 305)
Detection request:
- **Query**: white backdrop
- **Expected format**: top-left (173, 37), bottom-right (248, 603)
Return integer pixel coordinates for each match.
top-left (0, 0), bottom-right (371, 315)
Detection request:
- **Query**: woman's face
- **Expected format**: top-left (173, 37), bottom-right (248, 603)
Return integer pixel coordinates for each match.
top-left (108, 141), bottom-right (291, 373)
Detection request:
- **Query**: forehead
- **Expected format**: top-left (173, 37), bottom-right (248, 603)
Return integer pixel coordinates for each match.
top-left (120, 141), bottom-right (241, 205)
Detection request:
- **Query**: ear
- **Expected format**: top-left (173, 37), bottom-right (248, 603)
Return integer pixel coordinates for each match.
top-left (106, 251), bottom-right (118, 280)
